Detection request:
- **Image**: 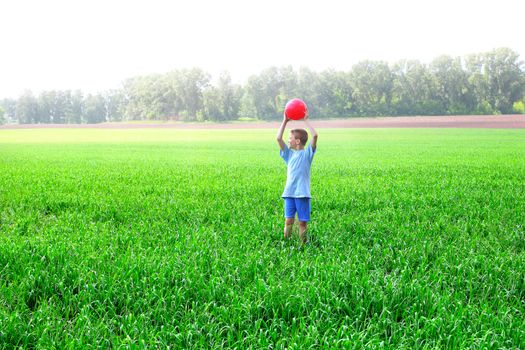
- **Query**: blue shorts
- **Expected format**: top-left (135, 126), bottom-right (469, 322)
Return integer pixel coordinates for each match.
top-left (284, 197), bottom-right (311, 222)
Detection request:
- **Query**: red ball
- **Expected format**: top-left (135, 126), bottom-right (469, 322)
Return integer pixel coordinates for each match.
top-left (284, 98), bottom-right (308, 120)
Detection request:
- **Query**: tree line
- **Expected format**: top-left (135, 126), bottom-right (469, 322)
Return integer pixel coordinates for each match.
top-left (1, 47), bottom-right (524, 124)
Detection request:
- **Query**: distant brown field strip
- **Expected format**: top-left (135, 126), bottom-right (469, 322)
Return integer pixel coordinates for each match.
top-left (2, 115), bottom-right (525, 129)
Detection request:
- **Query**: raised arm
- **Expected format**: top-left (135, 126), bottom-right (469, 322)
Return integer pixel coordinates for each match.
top-left (276, 114), bottom-right (289, 150)
top-left (303, 113), bottom-right (318, 150)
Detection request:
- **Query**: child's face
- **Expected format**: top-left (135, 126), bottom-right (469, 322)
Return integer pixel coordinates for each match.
top-left (288, 132), bottom-right (301, 149)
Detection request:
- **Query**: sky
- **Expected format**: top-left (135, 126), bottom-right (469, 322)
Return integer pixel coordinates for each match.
top-left (1, 0), bottom-right (524, 98)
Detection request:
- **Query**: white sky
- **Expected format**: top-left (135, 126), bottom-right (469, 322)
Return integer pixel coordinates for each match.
top-left (1, 0), bottom-right (524, 98)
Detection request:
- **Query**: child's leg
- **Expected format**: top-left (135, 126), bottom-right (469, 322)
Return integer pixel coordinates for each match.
top-left (298, 221), bottom-right (307, 244)
top-left (296, 198), bottom-right (311, 244)
top-left (284, 218), bottom-right (294, 238)
top-left (283, 198), bottom-right (296, 239)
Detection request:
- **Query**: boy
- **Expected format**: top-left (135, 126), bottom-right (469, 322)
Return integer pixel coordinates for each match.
top-left (276, 112), bottom-right (318, 244)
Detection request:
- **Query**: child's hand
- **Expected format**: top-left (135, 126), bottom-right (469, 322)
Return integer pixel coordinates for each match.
top-left (283, 113), bottom-right (290, 122)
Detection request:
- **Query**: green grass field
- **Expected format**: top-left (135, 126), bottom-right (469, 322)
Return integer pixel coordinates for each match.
top-left (1, 128), bottom-right (524, 348)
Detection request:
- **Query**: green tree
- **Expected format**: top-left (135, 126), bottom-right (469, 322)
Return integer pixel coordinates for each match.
top-left (0, 98), bottom-right (17, 123)
top-left (238, 90), bottom-right (257, 119)
top-left (202, 73), bottom-right (243, 122)
top-left (202, 86), bottom-right (223, 121)
top-left (245, 75), bottom-right (267, 119)
top-left (168, 68), bottom-right (210, 120)
top-left (465, 53), bottom-right (494, 114)
top-left (318, 69), bottom-right (353, 118)
top-left (104, 89), bottom-right (125, 122)
top-left (83, 94), bottom-right (106, 123)
top-left (513, 97), bottom-right (525, 113)
top-left (0, 106), bottom-right (5, 124)
top-left (122, 76), bottom-right (147, 120)
top-left (217, 72), bottom-right (242, 120)
top-left (391, 60), bottom-right (441, 115)
top-left (466, 48), bottom-right (525, 114)
top-left (61, 91), bottom-right (73, 124)
top-left (54, 91), bottom-right (69, 123)
top-left (485, 48), bottom-right (525, 114)
top-left (245, 66), bottom-right (298, 120)
top-left (37, 91), bottom-right (54, 123)
top-left (65, 90), bottom-right (83, 123)
top-left (16, 90), bottom-right (39, 124)
top-left (350, 60), bottom-right (394, 116)
top-left (36, 90), bottom-right (68, 124)
top-left (275, 66), bottom-right (299, 116)
top-left (121, 74), bottom-right (173, 120)
top-left (296, 67), bottom-right (321, 117)
top-left (430, 55), bottom-right (473, 114)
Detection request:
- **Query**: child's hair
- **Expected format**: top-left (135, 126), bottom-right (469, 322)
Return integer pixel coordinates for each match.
top-left (291, 129), bottom-right (308, 145)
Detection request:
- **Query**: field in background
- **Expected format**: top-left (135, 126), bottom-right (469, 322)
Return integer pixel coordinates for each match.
top-left (2, 114), bottom-right (525, 130)
top-left (1, 128), bottom-right (524, 348)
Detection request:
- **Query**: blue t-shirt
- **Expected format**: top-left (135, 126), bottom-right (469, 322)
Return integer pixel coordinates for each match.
top-left (280, 144), bottom-right (316, 198)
